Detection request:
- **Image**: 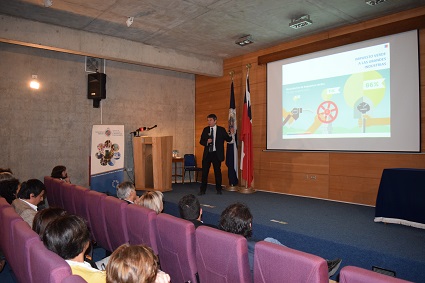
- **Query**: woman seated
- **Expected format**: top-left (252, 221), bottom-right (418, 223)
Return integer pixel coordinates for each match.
top-left (106, 243), bottom-right (170, 283)
top-left (43, 214), bottom-right (106, 282)
top-left (51, 165), bottom-right (71, 183)
top-left (138, 191), bottom-right (163, 214)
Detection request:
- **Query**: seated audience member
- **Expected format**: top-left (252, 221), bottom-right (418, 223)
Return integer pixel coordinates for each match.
top-left (106, 243), bottom-right (170, 283)
top-left (0, 177), bottom-right (20, 204)
top-left (219, 202), bottom-right (342, 277)
top-left (178, 194), bottom-right (216, 229)
top-left (32, 207), bottom-right (67, 236)
top-left (33, 207), bottom-right (99, 269)
top-left (139, 191), bottom-right (163, 214)
top-left (51, 165), bottom-right (71, 183)
top-left (43, 215), bottom-right (106, 282)
top-left (116, 181), bottom-right (139, 204)
top-left (12, 179), bottom-right (45, 227)
top-left (0, 168), bottom-right (14, 182)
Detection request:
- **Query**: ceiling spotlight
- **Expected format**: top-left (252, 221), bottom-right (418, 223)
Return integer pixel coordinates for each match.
top-left (30, 75), bottom-right (40, 90)
top-left (43, 0), bottom-right (53, 7)
top-left (235, 35), bottom-right (254, 46)
top-left (289, 15), bottom-right (313, 29)
top-left (126, 17), bottom-right (134, 27)
top-left (365, 0), bottom-right (387, 5)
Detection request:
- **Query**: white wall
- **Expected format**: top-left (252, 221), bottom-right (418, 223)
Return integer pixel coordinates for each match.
top-left (0, 42), bottom-right (195, 186)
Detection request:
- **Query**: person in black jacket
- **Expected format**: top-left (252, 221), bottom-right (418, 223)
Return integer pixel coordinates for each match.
top-left (178, 194), bottom-right (216, 229)
top-left (199, 114), bottom-right (232, 195)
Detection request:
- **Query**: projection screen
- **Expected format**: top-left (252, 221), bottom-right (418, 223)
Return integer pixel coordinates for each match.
top-left (267, 30), bottom-right (420, 152)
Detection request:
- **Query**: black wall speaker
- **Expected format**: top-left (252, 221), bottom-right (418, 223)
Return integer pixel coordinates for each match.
top-left (87, 73), bottom-right (106, 100)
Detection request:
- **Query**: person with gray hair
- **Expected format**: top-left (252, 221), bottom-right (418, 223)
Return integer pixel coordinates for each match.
top-left (116, 181), bottom-right (139, 204)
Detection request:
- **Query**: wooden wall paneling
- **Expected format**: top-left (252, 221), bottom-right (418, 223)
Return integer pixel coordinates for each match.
top-left (195, 7), bottom-right (425, 204)
top-left (259, 151), bottom-right (329, 175)
top-left (330, 153), bottom-right (425, 179)
top-left (256, 169), bottom-right (329, 199)
top-left (328, 175), bottom-right (381, 206)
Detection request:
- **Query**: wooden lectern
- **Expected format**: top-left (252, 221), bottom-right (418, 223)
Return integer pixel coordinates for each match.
top-left (133, 136), bottom-right (173, 192)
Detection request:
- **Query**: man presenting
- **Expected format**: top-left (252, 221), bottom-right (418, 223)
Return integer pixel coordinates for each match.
top-left (199, 114), bottom-right (232, 195)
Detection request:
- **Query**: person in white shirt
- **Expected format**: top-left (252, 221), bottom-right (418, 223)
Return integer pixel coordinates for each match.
top-left (43, 214), bottom-right (106, 283)
top-left (11, 179), bottom-right (45, 226)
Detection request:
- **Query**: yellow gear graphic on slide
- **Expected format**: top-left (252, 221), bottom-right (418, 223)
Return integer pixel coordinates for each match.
top-left (343, 71), bottom-right (386, 107)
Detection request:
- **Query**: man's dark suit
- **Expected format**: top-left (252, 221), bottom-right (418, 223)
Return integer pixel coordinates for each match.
top-left (199, 125), bottom-right (232, 193)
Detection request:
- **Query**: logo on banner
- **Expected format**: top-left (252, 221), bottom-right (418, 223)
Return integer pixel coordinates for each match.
top-left (112, 179), bottom-right (120, 188)
top-left (105, 128), bottom-right (112, 136)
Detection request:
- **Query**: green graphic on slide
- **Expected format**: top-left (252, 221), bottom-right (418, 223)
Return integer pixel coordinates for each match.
top-left (282, 69), bottom-right (390, 137)
top-left (344, 70), bottom-right (386, 108)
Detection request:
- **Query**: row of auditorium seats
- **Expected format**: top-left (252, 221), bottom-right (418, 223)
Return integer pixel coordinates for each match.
top-left (42, 176), bottom-right (413, 283)
top-left (44, 176), bottom-right (330, 283)
top-left (0, 197), bottom-right (86, 283)
top-left (1, 175), bottom-right (415, 283)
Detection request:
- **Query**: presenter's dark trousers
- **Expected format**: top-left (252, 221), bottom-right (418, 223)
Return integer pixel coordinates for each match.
top-left (200, 151), bottom-right (222, 193)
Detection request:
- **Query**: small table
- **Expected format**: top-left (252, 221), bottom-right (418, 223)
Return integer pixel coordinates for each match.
top-left (172, 157), bottom-right (184, 183)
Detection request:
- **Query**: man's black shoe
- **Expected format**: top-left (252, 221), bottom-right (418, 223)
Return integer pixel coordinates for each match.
top-left (198, 191), bottom-right (205, 196)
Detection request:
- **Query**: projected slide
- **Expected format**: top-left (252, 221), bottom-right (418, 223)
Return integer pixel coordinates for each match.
top-left (267, 30), bottom-right (419, 152)
top-left (281, 43), bottom-right (390, 139)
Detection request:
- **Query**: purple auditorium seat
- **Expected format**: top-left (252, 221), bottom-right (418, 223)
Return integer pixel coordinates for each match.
top-left (253, 241), bottom-right (328, 283)
top-left (340, 266), bottom-right (413, 283)
top-left (0, 196), bottom-right (10, 208)
top-left (72, 185), bottom-right (89, 220)
top-left (0, 207), bottom-right (23, 263)
top-left (50, 178), bottom-right (63, 207)
top-left (11, 220), bottom-right (40, 283)
top-left (29, 240), bottom-right (73, 283)
top-left (125, 204), bottom-right (158, 254)
top-left (44, 176), bottom-right (54, 205)
top-left (196, 226), bottom-right (252, 283)
top-left (84, 190), bottom-right (109, 250)
top-left (103, 196), bottom-right (129, 251)
top-left (61, 182), bottom-right (76, 213)
top-left (156, 213), bottom-right (198, 283)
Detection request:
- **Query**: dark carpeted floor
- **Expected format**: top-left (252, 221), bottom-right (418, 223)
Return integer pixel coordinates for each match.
top-left (163, 182), bottom-right (425, 282)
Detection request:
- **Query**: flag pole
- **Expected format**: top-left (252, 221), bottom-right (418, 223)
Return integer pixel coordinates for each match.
top-left (225, 70), bottom-right (239, 192)
top-left (239, 63), bottom-right (255, 194)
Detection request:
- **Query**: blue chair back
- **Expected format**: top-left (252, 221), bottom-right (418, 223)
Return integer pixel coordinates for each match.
top-left (184, 154), bottom-right (197, 167)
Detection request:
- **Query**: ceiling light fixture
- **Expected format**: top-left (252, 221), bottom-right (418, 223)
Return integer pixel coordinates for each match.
top-left (43, 0), bottom-right (53, 8)
top-left (235, 35), bottom-right (254, 46)
top-left (126, 17), bottom-right (134, 27)
top-left (289, 15), bottom-right (313, 29)
top-left (30, 75), bottom-right (40, 90)
top-left (365, 0), bottom-right (387, 5)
